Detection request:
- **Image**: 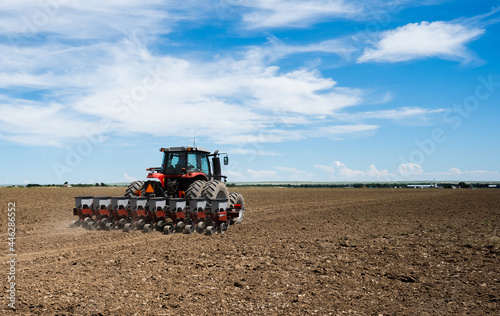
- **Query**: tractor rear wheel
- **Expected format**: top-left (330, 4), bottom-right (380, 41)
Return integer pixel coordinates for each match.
top-left (201, 180), bottom-right (229, 201)
top-left (185, 180), bottom-right (206, 199)
top-left (125, 180), bottom-right (145, 197)
top-left (229, 192), bottom-right (245, 224)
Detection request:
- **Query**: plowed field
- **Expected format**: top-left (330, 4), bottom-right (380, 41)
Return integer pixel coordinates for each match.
top-left (1, 187), bottom-right (499, 315)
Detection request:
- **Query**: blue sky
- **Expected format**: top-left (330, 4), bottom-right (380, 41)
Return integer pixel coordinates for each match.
top-left (0, 0), bottom-right (499, 184)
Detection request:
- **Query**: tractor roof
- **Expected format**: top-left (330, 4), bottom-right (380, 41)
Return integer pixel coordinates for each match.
top-left (160, 146), bottom-right (211, 154)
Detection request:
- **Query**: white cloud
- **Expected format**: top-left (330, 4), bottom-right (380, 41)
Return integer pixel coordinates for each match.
top-left (396, 162), bottom-right (424, 177)
top-left (123, 173), bottom-right (137, 182)
top-left (312, 125), bottom-right (379, 139)
top-left (253, 37), bottom-right (357, 62)
top-left (225, 170), bottom-right (245, 180)
top-left (358, 21), bottom-right (484, 63)
top-left (315, 161), bottom-right (379, 181)
top-left (0, 2), bottom-right (470, 149)
top-left (247, 169), bottom-right (277, 180)
top-left (366, 164), bottom-right (390, 178)
top-left (0, 0), bottom-right (172, 40)
top-left (337, 107), bottom-right (446, 124)
top-left (236, 0), bottom-right (359, 29)
top-left (230, 148), bottom-right (280, 156)
top-left (212, 123), bottom-right (379, 145)
top-left (0, 102), bottom-right (99, 146)
top-left (0, 37), bottom-right (374, 146)
top-left (448, 167), bottom-right (463, 175)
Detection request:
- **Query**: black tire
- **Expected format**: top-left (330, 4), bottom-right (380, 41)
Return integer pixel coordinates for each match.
top-left (99, 218), bottom-right (108, 230)
top-left (196, 222), bottom-right (205, 234)
top-left (218, 222), bottom-right (228, 234)
top-left (185, 180), bottom-right (206, 199)
top-left (201, 180), bottom-right (229, 201)
top-left (105, 222), bottom-right (115, 231)
top-left (206, 226), bottom-right (216, 235)
top-left (156, 220), bottom-right (165, 231)
top-left (125, 180), bottom-right (145, 197)
top-left (136, 219), bottom-right (145, 229)
top-left (118, 218), bottom-right (127, 228)
top-left (123, 223), bottom-right (132, 232)
top-left (143, 224), bottom-right (153, 232)
top-left (229, 192), bottom-right (245, 224)
top-left (163, 225), bottom-right (173, 234)
top-left (175, 221), bottom-right (185, 232)
top-left (184, 225), bottom-right (194, 234)
top-left (86, 221), bottom-right (97, 230)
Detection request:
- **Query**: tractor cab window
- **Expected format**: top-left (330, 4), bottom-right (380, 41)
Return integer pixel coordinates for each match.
top-left (200, 154), bottom-right (209, 175)
top-left (186, 152), bottom-right (210, 175)
top-left (164, 152), bottom-right (187, 174)
top-left (186, 153), bottom-right (199, 172)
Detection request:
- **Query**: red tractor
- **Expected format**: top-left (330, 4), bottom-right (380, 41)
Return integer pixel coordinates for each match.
top-left (125, 146), bottom-right (245, 224)
top-left (72, 146), bottom-right (245, 234)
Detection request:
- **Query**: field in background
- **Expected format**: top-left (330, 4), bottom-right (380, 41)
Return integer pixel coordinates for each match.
top-left (1, 187), bottom-right (499, 315)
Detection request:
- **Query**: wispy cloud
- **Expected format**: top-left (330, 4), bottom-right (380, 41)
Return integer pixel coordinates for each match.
top-left (337, 107), bottom-right (447, 125)
top-left (247, 168), bottom-right (277, 179)
top-left (0, 101), bottom-right (99, 146)
top-left (247, 36), bottom-right (357, 64)
top-left (0, 35), bottom-right (377, 146)
top-left (224, 0), bottom-right (446, 29)
top-left (230, 148), bottom-right (280, 156)
top-left (315, 161), bottom-right (388, 181)
top-left (357, 21), bottom-right (485, 63)
top-left (0, 1), bottom-right (483, 149)
top-left (235, 0), bottom-right (359, 29)
top-left (0, 0), bottom-right (170, 41)
top-left (123, 173), bottom-right (137, 182)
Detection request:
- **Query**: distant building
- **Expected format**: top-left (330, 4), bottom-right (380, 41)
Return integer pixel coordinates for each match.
top-left (407, 184), bottom-right (432, 188)
top-left (407, 182), bottom-right (434, 189)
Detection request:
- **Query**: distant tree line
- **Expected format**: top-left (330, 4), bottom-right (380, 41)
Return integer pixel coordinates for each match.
top-left (23, 183), bottom-right (109, 188)
top-left (227, 182), bottom-right (499, 189)
top-left (10, 182), bottom-right (498, 189)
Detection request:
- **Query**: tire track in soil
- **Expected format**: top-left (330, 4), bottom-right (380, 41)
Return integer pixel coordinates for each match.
top-left (12, 230), bottom-right (173, 266)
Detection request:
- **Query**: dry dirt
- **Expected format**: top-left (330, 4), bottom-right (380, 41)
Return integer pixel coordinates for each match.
top-left (0, 187), bottom-right (499, 315)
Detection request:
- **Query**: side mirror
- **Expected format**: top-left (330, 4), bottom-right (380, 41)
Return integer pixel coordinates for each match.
top-left (223, 156), bottom-right (229, 165)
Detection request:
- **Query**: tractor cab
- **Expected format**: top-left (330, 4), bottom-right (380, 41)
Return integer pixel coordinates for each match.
top-left (159, 146), bottom-right (228, 181)
top-left (141, 146), bottom-right (229, 198)
top-left (162, 148), bottom-right (211, 176)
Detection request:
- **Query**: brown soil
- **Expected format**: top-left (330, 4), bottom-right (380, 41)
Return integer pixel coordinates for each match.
top-left (0, 187), bottom-right (499, 315)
